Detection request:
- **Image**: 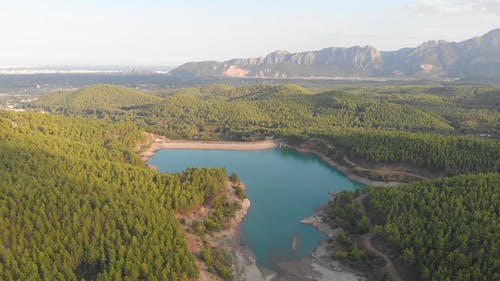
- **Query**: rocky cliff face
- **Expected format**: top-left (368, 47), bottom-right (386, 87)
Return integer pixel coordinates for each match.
top-left (172, 29), bottom-right (500, 79)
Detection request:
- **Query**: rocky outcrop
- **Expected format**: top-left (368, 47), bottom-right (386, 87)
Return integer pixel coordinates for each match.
top-left (171, 29), bottom-right (500, 79)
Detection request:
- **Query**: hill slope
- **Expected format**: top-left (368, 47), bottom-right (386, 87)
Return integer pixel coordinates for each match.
top-left (368, 173), bottom-right (500, 281)
top-left (142, 84), bottom-right (454, 139)
top-left (326, 173), bottom-right (500, 281)
top-left (33, 84), bottom-right (162, 113)
top-left (31, 84), bottom-right (460, 140)
top-left (0, 111), bottom-right (233, 280)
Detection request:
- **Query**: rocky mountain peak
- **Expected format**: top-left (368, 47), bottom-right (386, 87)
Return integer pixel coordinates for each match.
top-left (172, 29), bottom-right (500, 79)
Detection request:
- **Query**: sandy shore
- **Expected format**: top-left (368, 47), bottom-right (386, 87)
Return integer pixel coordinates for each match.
top-left (231, 203), bottom-right (367, 281)
top-left (234, 246), bottom-right (276, 281)
top-left (300, 207), bottom-right (342, 239)
top-left (225, 205), bottom-right (367, 281)
top-left (188, 182), bottom-right (257, 281)
top-left (155, 139), bottom-right (278, 151)
top-left (310, 149), bottom-right (402, 187)
top-left (275, 241), bottom-right (366, 281)
top-left (137, 132), bottom-right (402, 187)
top-left (211, 185), bottom-right (277, 281)
top-left (277, 206), bottom-right (367, 281)
top-left (136, 133), bottom-right (278, 164)
top-left (290, 143), bottom-right (403, 187)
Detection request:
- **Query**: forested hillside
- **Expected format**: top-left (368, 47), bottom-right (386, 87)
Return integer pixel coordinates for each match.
top-left (29, 83), bottom-right (500, 178)
top-left (33, 84), bottom-right (481, 140)
top-left (309, 129), bottom-right (500, 176)
top-left (32, 83), bottom-right (500, 140)
top-left (0, 111), bottom-right (229, 281)
top-left (326, 173), bottom-right (500, 281)
top-left (34, 84), bottom-right (162, 115)
top-left (25, 82), bottom-right (500, 281)
top-left (332, 84), bottom-right (500, 136)
top-left (368, 173), bottom-right (500, 281)
top-left (148, 85), bottom-right (455, 139)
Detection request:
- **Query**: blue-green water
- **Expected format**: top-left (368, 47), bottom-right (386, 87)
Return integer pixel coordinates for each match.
top-left (148, 148), bottom-right (361, 269)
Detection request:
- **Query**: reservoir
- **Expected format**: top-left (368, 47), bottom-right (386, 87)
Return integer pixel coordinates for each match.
top-left (148, 148), bottom-right (361, 269)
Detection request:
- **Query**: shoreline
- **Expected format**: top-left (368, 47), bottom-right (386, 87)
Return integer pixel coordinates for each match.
top-left (136, 132), bottom-right (403, 187)
top-left (134, 132), bottom-right (409, 280)
top-left (200, 183), bottom-right (277, 281)
top-left (209, 183), bottom-right (277, 281)
top-left (133, 133), bottom-right (274, 280)
top-left (181, 181), bottom-right (259, 281)
top-left (285, 143), bottom-right (404, 187)
top-left (136, 133), bottom-right (279, 164)
top-left (308, 149), bottom-right (403, 187)
top-left (278, 206), bottom-right (367, 281)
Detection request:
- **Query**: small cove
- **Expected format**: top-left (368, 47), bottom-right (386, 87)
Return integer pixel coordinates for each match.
top-left (148, 148), bottom-right (362, 270)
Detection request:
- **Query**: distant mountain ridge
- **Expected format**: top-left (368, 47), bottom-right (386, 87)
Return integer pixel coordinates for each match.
top-left (172, 29), bottom-right (500, 79)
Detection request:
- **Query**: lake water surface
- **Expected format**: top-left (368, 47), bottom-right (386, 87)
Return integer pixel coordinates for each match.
top-left (148, 148), bottom-right (361, 269)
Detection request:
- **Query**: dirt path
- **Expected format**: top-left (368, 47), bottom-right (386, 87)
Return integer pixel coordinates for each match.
top-left (361, 232), bottom-right (402, 281)
top-left (293, 139), bottom-right (429, 187)
top-left (357, 194), bottom-right (403, 281)
top-left (342, 157), bottom-right (427, 181)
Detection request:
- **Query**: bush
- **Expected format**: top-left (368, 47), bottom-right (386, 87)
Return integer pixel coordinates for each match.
top-left (229, 173), bottom-right (239, 183)
top-left (235, 185), bottom-right (246, 199)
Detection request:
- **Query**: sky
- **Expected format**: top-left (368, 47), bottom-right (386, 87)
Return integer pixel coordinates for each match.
top-left (0, 0), bottom-right (499, 66)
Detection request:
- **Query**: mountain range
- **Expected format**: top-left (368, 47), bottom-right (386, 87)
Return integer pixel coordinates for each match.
top-left (172, 29), bottom-right (500, 79)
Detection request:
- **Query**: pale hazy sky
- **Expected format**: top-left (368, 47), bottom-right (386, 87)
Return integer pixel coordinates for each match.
top-left (0, 0), bottom-right (499, 66)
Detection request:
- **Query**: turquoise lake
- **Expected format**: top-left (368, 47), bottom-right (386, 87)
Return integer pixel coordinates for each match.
top-left (148, 148), bottom-right (361, 269)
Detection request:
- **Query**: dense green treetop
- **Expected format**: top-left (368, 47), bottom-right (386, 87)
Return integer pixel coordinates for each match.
top-left (0, 111), bottom-right (230, 281)
top-left (33, 84), bottom-right (162, 114)
top-left (310, 129), bottom-right (500, 176)
top-left (32, 83), bottom-right (499, 140)
top-left (334, 84), bottom-right (500, 136)
top-left (12, 82), bottom-right (500, 281)
top-left (368, 173), bottom-right (500, 281)
top-left (21, 82), bottom-right (500, 281)
top-left (36, 84), bottom-right (458, 139)
top-left (326, 173), bottom-right (500, 281)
